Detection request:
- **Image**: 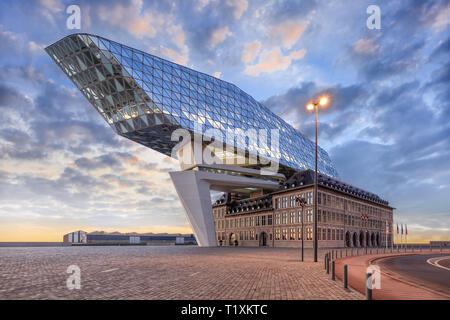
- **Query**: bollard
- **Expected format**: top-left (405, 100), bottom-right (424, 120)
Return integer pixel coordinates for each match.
top-left (345, 248), bottom-right (347, 257)
top-left (440, 243), bottom-right (442, 254)
top-left (430, 244), bottom-right (432, 252)
top-left (340, 250), bottom-right (342, 258)
top-left (324, 253), bottom-right (328, 270)
top-left (331, 261), bottom-right (335, 281)
top-left (366, 273), bottom-right (372, 300)
top-left (343, 265), bottom-right (348, 289)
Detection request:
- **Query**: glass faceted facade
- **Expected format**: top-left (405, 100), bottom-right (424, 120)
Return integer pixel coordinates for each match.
top-left (46, 33), bottom-right (338, 178)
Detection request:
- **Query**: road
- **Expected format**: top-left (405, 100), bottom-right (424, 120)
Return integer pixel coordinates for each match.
top-left (377, 254), bottom-right (450, 297)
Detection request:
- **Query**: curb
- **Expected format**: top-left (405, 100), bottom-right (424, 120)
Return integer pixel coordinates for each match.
top-left (371, 254), bottom-right (450, 299)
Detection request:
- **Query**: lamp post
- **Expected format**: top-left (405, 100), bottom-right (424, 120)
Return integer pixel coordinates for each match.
top-left (306, 96), bottom-right (329, 262)
top-left (296, 195), bottom-right (307, 262)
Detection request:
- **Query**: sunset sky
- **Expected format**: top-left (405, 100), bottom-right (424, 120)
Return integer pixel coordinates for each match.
top-left (0, 0), bottom-right (449, 242)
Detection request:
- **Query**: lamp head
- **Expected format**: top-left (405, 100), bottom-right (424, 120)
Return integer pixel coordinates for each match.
top-left (319, 96), bottom-right (328, 106)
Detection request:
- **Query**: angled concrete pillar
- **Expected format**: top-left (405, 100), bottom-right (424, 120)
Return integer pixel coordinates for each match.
top-left (170, 163), bottom-right (283, 247)
top-left (169, 170), bottom-right (216, 247)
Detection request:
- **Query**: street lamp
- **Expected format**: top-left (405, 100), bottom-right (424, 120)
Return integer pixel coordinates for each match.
top-left (306, 96), bottom-right (329, 262)
top-left (295, 195), bottom-right (307, 262)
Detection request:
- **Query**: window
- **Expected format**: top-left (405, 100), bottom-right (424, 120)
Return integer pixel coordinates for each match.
top-left (318, 192), bottom-right (322, 205)
top-left (255, 216), bottom-right (260, 226)
top-left (332, 229), bottom-right (335, 240)
top-left (307, 209), bottom-right (313, 222)
top-left (282, 197), bottom-right (288, 208)
top-left (297, 228), bottom-right (302, 240)
top-left (290, 228), bottom-right (295, 240)
top-left (261, 215), bottom-right (266, 226)
top-left (282, 212), bottom-right (287, 224)
top-left (275, 213), bottom-right (280, 225)
top-left (275, 229), bottom-right (280, 240)
top-left (307, 227), bottom-right (313, 240)
top-left (307, 192), bottom-right (313, 204)
top-left (327, 228), bottom-right (331, 241)
top-left (268, 215), bottom-right (273, 225)
top-left (318, 209), bottom-right (321, 222)
top-left (322, 228), bottom-right (326, 241)
top-left (290, 212), bottom-right (295, 224)
top-left (282, 228), bottom-right (288, 240)
top-left (275, 198), bottom-right (280, 209)
top-left (250, 230), bottom-right (255, 240)
top-left (290, 195), bottom-right (295, 207)
top-left (318, 227), bottom-right (321, 240)
top-left (298, 211), bottom-right (302, 223)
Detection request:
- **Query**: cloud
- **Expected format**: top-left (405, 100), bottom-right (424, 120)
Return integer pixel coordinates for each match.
top-left (270, 20), bottom-right (307, 50)
top-left (241, 40), bottom-right (261, 63)
top-left (210, 26), bottom-right (231, 47)
top-left (352, 38), bottom-right (380, 55)
top-left (226, 0), bottom-right (248, 19)
top-left (159, 46), bottom-right (188, 65)
top-left (244, 48), bottom-right (306, 76)
top-left (97, 0), bottom-right (165, 38)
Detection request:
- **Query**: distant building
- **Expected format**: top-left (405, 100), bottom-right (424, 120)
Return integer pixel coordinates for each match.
top-left (63, 231), bottom-right (196, 245)
top-left (212, 170), bottom-right (394, 248)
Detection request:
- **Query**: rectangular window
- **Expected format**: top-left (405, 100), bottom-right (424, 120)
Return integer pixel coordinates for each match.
top-left (298, 211), bottom-right (302, 223)
top-left (297, 227), bottom-right (302, 240)
top-left (290, 228), bottom-right (295, 240)
top-left (275, 229), bottom-right (281, 240)
top-left (262, 215), bottom-right (266, 226)
top-left (290, 212), bottom-right (295, 224)
top-left (275, 198), bottom-right (280, 209)
top-left (327, 228), bottom-right (331, 241)
top-left (307, 227), bottom-right (313, 240)
top-left (282, 197), bottom-right (288, 208)
top-left (256, 216), bottom-right (260, 226)
top-left (275, 213), bottom-right (280, 225)
top-left (307, 209), bottom-right (313, 222)
top-left (268, 215), bottom-right (273, 225)
top-left (318, 192), bottom-right (322, 205)
top-left (332, 229), bottom-right (335, 240)
top-left (290, 195), bottom-right (295, 207)
top-left (282, 228), bottom-right (288, 240)
top-left (322, 228), bottom-right (326, 241)
top-left (282, 212), bottom-right (287, 224)
top-left (318, 209), bottom-right (321, 222)
top-left (307, 192), bottom-right (313, 204)
top-left (318, 227), bottom-right (321, 240)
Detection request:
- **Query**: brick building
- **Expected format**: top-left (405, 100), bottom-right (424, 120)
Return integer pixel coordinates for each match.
top-left (212, 170), bottom-right (394, 248)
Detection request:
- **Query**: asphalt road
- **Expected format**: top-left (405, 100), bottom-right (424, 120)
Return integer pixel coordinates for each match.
top-left (378, 254), bottom-right (450, 297)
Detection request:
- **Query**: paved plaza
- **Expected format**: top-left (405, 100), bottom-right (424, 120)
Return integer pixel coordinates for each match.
top-left (0, 246), bottom-right (363, 300)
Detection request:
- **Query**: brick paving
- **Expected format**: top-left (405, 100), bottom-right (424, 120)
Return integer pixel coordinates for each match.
top-left (0, 246), bottom-right (363, 300)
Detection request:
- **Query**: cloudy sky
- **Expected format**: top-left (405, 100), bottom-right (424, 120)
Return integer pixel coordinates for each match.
top-left (0, 0), bottom-right (449, 242)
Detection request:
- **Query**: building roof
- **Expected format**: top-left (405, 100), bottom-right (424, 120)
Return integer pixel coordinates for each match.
top-left (214, 169), bottom-right (391, 210)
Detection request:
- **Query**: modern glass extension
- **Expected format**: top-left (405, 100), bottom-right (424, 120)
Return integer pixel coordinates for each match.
top-left (45, 33), bottom-right (338, 178)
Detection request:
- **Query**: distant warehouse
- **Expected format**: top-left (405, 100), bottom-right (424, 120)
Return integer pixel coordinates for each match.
top-left (63, 231), bottom-right (196, 246)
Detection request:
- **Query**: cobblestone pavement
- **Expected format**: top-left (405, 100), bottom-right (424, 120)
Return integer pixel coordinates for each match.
top-left (0, 246), bottom-right (363, 300)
